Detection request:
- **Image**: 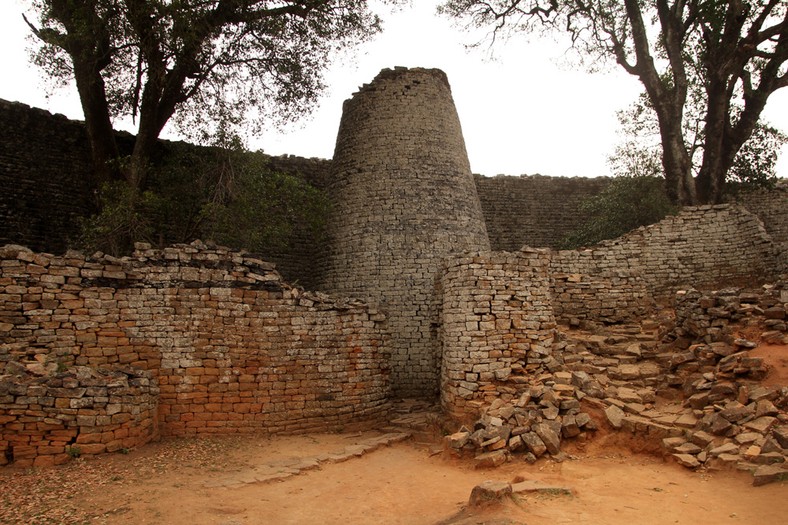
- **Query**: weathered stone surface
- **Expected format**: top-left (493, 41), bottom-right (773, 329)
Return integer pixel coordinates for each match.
top-left (673, 454), bottom-right (701, 468)
top-left (752, 465), bottom-right (788, 487)
top-left (689, 431), bottom-right (715, 447)
top-left (474, 450), bottom-right (509, 469)
top-left (744, 417), bottom-right (777, 434)
top-left (522, 432), bottom-right (548, 458)
top-left (446, 431), bottom-right (471, 450)
top-left (533, 423), bottom-right (561, 455)
top-left (674, 442), bottom-right (703, 455)
top-left (709, 442), bottom-right (739, 457)
top-left (468, 480), bottom-right (512, 508)
top-left (773, 426), bottom-right (788, 449)
top-left (605, 405), bottom-right (626, 429)
top-left (0, 243), bottom-right (391, 466)
top-left (511, 480), bottom-right (573, 496)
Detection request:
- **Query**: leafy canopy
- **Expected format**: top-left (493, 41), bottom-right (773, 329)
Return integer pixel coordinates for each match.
top-left (610, 93), bottom-right (787, 194)
top-left (78, 141), bottom-right (330, 257)
top-left (25, 0), bottom-right (385, 185)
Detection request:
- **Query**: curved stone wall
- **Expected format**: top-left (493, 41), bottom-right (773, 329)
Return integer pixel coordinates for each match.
top-left (0, 242), bottom-right (391, 466)
top-left (321, 68), bottom-right (490, 398)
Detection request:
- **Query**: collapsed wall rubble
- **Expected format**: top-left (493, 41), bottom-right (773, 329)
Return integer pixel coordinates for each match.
top-left (444, 281), bottom-right (788, 485)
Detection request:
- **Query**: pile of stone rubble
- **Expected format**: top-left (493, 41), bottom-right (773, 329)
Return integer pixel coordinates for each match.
top-left (445, 282), bottom-right (788, 486)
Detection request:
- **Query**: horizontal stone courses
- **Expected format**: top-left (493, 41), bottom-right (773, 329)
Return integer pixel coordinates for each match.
top-left (1, 241), bottom-right (391, 466)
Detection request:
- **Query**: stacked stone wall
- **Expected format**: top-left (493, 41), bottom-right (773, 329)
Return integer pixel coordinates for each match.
top-left (737, 181), bottom-right (788, 265)
top-left (0, 100), bottom-right (97, 254)
top-left (474, 174), bottom-right (611, 250)
top-left (550, 253), bottom-right (653, 325)
top-left (440, 250), bottom-right (557, 420)
top-left (0, 242), bottom-right (390, 465)
top-left (321, 68), bottom-right (491, 399)
top-left (0, 98), bottom-right (331, 288)
top-left (550, 204), bottom-right (782, 310)
top-left (0, 366), bottom-right (158, 467)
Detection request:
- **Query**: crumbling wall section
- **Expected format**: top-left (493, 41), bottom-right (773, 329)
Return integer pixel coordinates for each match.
top-left (0, 366), bottom-right (158, 467)
top-left (0, 242), bottom-right (390, 465)
top-left (550, 248), bottom-right (653, 325)
top-left (737, 182), bottom-right (788, 269)
top-left (550, 204), bottom-right (782, 313)
top-left (0, 98), bottom-right (331, 288)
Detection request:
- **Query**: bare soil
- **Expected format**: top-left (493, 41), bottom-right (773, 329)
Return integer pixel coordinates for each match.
top-left (1, 428), bottom-right (786, 525)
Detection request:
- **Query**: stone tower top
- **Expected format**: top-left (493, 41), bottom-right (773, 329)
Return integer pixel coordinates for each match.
top-left (349, 67), bottom-right (451, 96)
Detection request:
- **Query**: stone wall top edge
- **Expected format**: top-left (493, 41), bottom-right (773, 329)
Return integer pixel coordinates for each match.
top-left (0, 98), bottom-right (331, 165)
top-left (473, 173), bottom-right (613, 182)
top-left (0, 97), bottom-right (79, 123)
top-left (0, 240), bottom-right (379, 311)
top-left (440, 247), bottom-right (553, 263)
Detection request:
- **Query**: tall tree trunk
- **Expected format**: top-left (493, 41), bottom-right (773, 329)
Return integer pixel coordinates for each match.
top-left (696, 81), bottom-right (729, 204)
top-left (72, 59), bottom-right (121, 187)
top-left (661, 130), bottom-right (696, 206)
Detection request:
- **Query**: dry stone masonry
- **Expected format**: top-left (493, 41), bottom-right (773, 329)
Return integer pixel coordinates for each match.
top-left (475, 174), bottom-right (611, 250)
top-left (440, 249), bottom-right (558, 420)
top-left (1, 68), bottom-right (787, 475)
top-left (0, 365), bottom-right (158, 467)
top-left (443, 283), bottom-right (787, 485)
top-left (320, 68), bottom-right (490, 399)
top-left (0, 241), bottom-right (390, 466)
top-left (551, 204), bottom-right (783, 303)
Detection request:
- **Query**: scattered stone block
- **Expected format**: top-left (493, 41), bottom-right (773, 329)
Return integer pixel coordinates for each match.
top-left (468, 480), bottom-right (512, 508)
top-left (474, 450), bottom-right (508, 469)
top-left (673, 454), bottom-right (700, 468)
top-left (522, 432), bottom-right (547, 458)
top-left (752, 465), bottom-right (788, 487)
top-left (533, 423), bottom-right (561, 455)
top-left (605, 405), bottom-right (626, 429)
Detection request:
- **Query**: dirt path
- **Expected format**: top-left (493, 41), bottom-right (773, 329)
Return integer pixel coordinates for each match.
top-left (1, 431), bottom-right (785, 525)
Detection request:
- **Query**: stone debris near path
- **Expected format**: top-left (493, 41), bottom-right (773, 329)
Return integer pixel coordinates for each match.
top-left (467, 478), bottom-right (574, 508)
top-left (468, 480), bottom-right (513, 508)
top-left (446, 283), bottom-right (788, 486)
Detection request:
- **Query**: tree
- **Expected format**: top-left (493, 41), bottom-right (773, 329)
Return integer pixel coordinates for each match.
top-left (78, 140), bottom-right (330, 256)
top-left (559, 174), bottom-right (678, 249)
top-left (24, 0), bottom-right (382, 188)
top-left (610, 93), bottom-right (787, 193)
top-left (439, 0), bottom-right (788, 205)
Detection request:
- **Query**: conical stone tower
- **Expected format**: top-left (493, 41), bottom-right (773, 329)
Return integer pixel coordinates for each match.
top-left (321, 67), bottom-right (490, 399)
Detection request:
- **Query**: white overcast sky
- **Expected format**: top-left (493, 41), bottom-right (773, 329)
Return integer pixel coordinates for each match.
top-left (1, 0), bottom-right (786, 178)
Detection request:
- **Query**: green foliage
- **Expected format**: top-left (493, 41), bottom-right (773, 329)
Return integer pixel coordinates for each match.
top-left (25, 0), bottom-right (384, 154)
top-left (559, 176), bottom-right (679, 249)
top-left (611, 94), bottom-right (786, 196)
top-left (726, 123), bottom-right (788, 195)
top-left (78, 180), bottom-right (158, 256)
top-left (66, 446), bottom-right (81, 459)
top-left (76, 144), bottom-right (329, 257)
top-left (200, 152), bottom-right (330, 255)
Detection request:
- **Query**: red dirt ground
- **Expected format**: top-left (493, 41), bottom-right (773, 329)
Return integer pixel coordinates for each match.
top-left (1, 428), bottom-right (786, 525)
